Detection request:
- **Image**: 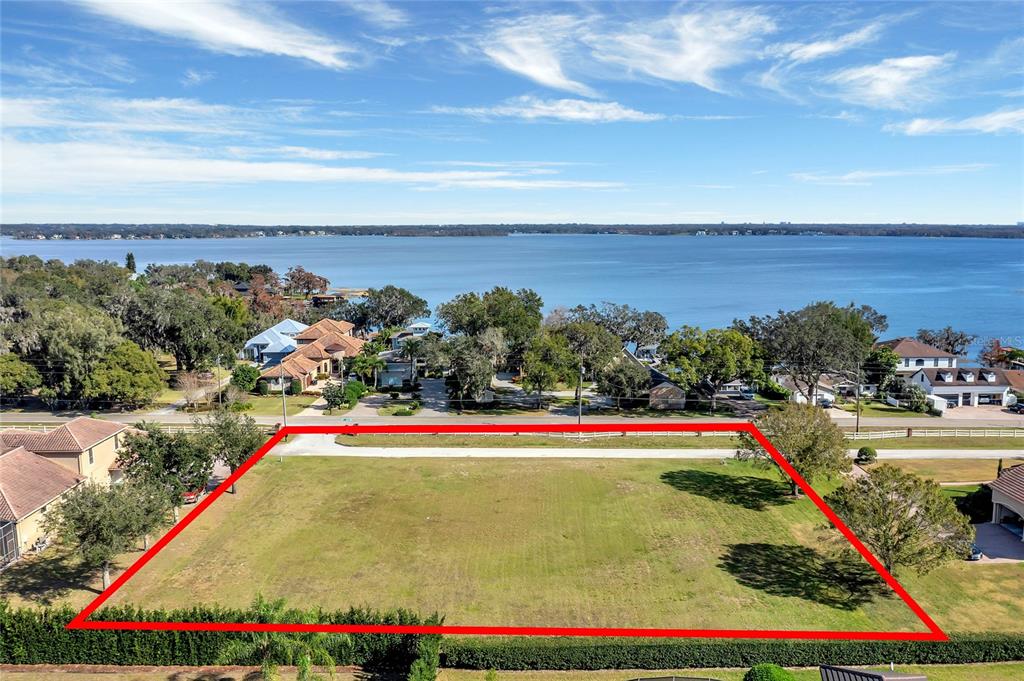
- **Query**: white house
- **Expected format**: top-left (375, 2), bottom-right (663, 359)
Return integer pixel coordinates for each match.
top-left (268, 318), bottom-right (308, 338)
top-left (773, 374), bottom-right (838, 405)
top-left (908, 366), bottom-right (1012, 407)
top-left (875, 337), bottom-right (957, 374)
top-left (240, 328), bottom-right (298, 364)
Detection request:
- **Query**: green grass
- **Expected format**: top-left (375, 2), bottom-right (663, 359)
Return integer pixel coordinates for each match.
top-left (0, 670), bottom-right (368, 681)
top-left (438, 663), bottom-right (1024, 681)
top-left (868, 458), bottom-right (1018, 482)
top-left (109, 457), bottom-right (933, 633)
top-left (837, 400), bottom-right (932, 418)
top-left (238, 394), bottom-right (319, 417)
top-left (845, 435), bottom-right (1024, 449)
top-left (377, 401), bottom-right (422, 417)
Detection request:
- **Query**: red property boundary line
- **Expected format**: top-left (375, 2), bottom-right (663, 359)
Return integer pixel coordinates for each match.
top-left (68, 422), bottom-right (947, 642)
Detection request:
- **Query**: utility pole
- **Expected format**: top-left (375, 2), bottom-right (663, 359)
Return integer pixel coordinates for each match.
top-left (216, 355), bottom-right (222, 409)
top-left (280, 361), bottom-right (288, 430)
top-left (577, 361), bottom-right (585, 426)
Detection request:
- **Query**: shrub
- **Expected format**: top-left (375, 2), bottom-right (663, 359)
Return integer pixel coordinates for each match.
top-left (955, 484), bottom-right (994, 523)
top-left (390, 391), bottom-right (401, 399)
top-left (744, 663), bottom-right (795, 681)
top-left (345, 380), bottom-right (368, 401)
top-left (440, 635), bottom-right (1024, 670)
top-left (289, 378), bottom-right (302, 395)
top-left (231, 364), bottom-right (261, 393)
top-left (410, 400), bottom-right (420, 410)
top-left (855, 446), bottom-right (877, 464)
top-left (257, 380), bottom-right (270, 396)
top-left (317, 372), bottom-right (329, 381)
top-left (228, 401), bottom-right (253, 412)
top-left (0, 602), bottom-right (440, 672)
top-left (393, 408), bottom-right (414, 417)
top-left (758, 379), bottom-right (791, 401)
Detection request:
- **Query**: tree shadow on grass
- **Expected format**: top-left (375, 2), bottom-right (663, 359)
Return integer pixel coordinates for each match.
top-left (719, 543), bottom-right (891, 611)
top-left (660, 469), bottom-right (793, 511)
top-left (0, 550), bottom-right (101, 606)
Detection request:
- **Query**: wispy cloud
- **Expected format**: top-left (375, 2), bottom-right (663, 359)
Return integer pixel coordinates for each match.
top-left (791, 163), bottom-right (989, 186)
top-left (431, 95), bottom-right (664, 123)
top-left (479, 14), bottom-right (596, 96)
top-left (825, 53), bottom-right (955, 109)
top-left (337, 0), bottom-right (408, 28)
top-left (2, 137), bottom-right (621, 193)
top-left (770, 20), bottom-right (887, 65)
top-left (583, 7), bottom-right (776, 93)
top-left (884, 108), bottom-right (1024, 135)
top-left (74, 0), bottom-right (357, 69)
top-left (181, 68), bottom-right (214, 87)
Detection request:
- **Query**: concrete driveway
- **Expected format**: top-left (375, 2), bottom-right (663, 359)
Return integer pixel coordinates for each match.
top-left (973, 522), bottom-right (1024, 563)
top-left (944, 405), bottom-right (1024, 422)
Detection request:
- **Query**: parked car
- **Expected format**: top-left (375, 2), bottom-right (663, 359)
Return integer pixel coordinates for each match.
top-left (738, 390), bottom-right (755, 401)
top-left (1008, 403), bottom-right (1024, 414)
top-left (967, 543), bottom-right (983, 561)
top-left (182, 486), bottom-right (206, 504)
top-left (819, 398), bottom-right (833, 409)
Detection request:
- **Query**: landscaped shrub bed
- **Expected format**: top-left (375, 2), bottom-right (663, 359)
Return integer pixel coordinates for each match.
top-left (0, 602), bottom-right (439, 673)
top-left (441, 634), bottom-right (1024, 670)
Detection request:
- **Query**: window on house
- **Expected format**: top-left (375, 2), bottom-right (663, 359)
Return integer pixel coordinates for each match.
top-left (915, 359), bottom-right (924, 366)
top-left (904, 358), bottom-right (910, 366)
top-left (933, 359), bottom-right (939, 367)
top-left (88, 449), bottom-right (94, 465)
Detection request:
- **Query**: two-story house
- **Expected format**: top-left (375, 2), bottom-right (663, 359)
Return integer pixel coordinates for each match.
top-left (875, 337), bottom-right (958, 374)
top-left (0, 417), bottom-right (129, 484)
top-left (908, 366), bottom-right (1012, 407)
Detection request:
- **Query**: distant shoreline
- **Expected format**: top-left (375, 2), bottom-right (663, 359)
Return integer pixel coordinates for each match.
top-left (3, 223), bottom-right (1023, 240)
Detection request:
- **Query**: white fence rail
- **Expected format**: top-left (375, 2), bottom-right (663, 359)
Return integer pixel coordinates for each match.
top-left (846, 428), bottom-right (1024, 440)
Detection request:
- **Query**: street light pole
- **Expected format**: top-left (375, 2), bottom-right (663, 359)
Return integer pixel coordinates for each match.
top-left (280, 361), bottom-right (288, 430)
top-left (577, 361), bottom-right (584, 426)
top-left (216, 355), bottom-right (222, 410)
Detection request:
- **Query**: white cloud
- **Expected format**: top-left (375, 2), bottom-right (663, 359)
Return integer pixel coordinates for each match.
top-left (431, 96), bottom-right (663, 123)
top-left (337, 0), bottom-right (408, 28)
top-left (825, 53), bottom-right (955, 109)
top-left (75, 0), bottom-right (356, 69)
top-left (1, 137), bottom-right (621, 193)
top-left (181, 68), bottom-right (214, 87)
top-left (772, 21), bottom-right (886, 65)
top-left (791, 163), bottom-right (989, 186)
top-left (480, 15), bottom-right (596, 96)
top-left (583, 8), bottom-right (777, 93)
top-left (270, 145), bottom-right (388, 160)
top-left (884, 108), bottom-right (1024, 135)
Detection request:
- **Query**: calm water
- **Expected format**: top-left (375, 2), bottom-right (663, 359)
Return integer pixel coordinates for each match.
top-left (3, 234), bottom-right (1022, 349)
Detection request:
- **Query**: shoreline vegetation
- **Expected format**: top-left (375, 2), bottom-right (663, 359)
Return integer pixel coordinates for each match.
top-left (4, 222), bottom-right (1023, 240)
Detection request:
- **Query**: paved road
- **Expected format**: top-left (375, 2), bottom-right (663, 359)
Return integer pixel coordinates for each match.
top-left (3, 409), bottom-right (1022, 429)
top-left (270, 433), bottom-right (1024, 460)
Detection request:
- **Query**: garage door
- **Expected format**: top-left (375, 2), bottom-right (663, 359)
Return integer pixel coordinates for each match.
top-left (979, 393), bottom-right (1003, 405)
top-left (936, 394), bottom-right (959, 406)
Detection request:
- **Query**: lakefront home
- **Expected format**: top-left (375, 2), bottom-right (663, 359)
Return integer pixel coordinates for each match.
top-left (908, 366), bottom-right (1013, 407)
top-left (240, 318), bottom-right (308, 363)
top-left (876, 337), bottom-right (958, 373)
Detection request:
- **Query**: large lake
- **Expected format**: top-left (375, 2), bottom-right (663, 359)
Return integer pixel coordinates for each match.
top-left (3, 234), bottom-right (1022, 350)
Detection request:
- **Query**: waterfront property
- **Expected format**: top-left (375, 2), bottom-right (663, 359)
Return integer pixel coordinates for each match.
top-left (908, 367), bottom-right (1012, 407)
top-left (240, 319), bottom-right (307, 363)
top-left (877, 337), bottom-right (958, 374)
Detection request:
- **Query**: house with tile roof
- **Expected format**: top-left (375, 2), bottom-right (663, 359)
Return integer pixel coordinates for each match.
top-left (876, 337), bottom-right (958, 374)
top-left (293, 318), bottom-right (355, 344)
top-left (991, 464), bottom-right (1024, 543)
top-left (258, 354), bottom-right (323, 392)
top-left (0, 417), bottom-right (128, 484)
top-left (0, 446), bottom-right (85, 566)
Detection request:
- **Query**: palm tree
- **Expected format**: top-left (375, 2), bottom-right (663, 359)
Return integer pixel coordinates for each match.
top-left (216, 594), bottom-right (345, 681)
top-left (352, 353), bottom-right (386, 388)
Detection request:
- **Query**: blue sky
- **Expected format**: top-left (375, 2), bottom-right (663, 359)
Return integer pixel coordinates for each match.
top-left (1, 0), bottom-right (1022, 225)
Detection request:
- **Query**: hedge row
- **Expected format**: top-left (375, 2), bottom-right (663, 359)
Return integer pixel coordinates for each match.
top-left (441, 635), bottom-right (1024, 670)
top-left (0, 602), bottom-right (439, 672)
top-left (407, 631), bottom-right (443, 681)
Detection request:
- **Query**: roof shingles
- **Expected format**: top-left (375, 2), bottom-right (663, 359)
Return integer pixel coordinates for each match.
top-left (0, 446), bottom-right (84, 521)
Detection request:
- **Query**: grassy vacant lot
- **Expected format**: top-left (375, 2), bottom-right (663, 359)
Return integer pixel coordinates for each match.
top-left (239, 394), bottom-right (320, 417)
top-left (438, 663), bottom-right (1024, 681)
top-left (837, 400), bottom-right (930, 418)
top-left (870, 458), bottom-right (1020, 482)
top-left (111, 456), bottom-right (931, 633)
top-left (0, 670), bottom-right (372, 681)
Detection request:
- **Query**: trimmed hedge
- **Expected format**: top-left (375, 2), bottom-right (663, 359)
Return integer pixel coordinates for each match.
top-left (441, 635), bottom-right (1024, 670)
top-left (0, 602), bottom-right (439, 672)
top-left (407, 631), bottom-right (442, 681)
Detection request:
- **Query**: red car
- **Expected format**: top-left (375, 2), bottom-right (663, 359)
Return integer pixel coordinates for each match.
top-left (181, 486), bottom-right (205, 504)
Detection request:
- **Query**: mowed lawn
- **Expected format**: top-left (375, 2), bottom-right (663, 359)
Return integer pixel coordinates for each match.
top-left (111, 456), bottom-right (931, 633)
top-left (869, 458), bottom-right (1020, 482)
